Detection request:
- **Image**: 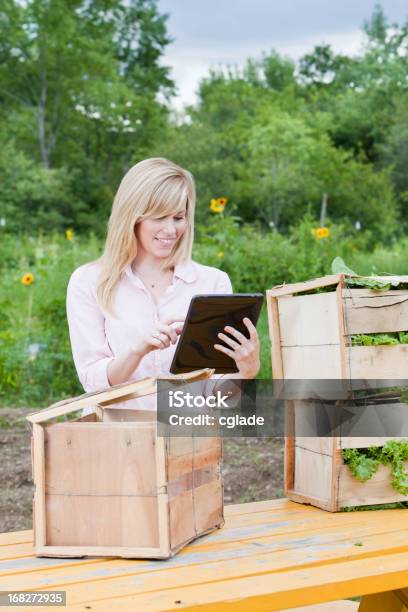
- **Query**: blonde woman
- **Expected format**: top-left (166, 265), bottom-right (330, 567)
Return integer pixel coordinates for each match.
top-left (67, 158), bottom-right (260, 406)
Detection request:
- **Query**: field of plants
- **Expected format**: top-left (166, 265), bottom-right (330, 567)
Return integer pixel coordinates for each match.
top-left (2, 211), bottom-right (408, 407)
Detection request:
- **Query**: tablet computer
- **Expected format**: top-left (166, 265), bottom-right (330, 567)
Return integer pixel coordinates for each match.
top-left (169, 293), bottom-right (264, 374)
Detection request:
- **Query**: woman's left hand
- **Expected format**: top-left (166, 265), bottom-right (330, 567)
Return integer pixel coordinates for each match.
top-left (214, 317), bottom-right (260, 379)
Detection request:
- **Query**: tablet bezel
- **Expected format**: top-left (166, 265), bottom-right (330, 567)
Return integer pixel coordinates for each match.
top-left (169, 293), bottom-right (264, 374)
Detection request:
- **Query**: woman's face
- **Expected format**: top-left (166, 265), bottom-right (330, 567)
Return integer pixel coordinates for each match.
top-left (135, 207), bottom-right (188, 259)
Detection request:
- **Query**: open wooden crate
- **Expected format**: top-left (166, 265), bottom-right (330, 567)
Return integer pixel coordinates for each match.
top-left (27, 369), bottom-right (224, 558)
top-left (267, 273), bottom-right (408, 511)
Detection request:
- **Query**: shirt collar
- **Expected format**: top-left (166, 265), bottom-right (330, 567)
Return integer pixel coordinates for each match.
top-left (174, 260), bottom-right (197, 283)
top-left (123, 260), bottom-right (197, 284)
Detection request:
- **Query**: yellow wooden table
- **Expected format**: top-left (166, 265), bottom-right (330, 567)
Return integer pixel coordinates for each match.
top-left (0, 499), bottom-right (407, 611)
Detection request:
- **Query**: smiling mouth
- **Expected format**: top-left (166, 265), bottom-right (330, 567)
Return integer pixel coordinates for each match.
top-left (155, 237), bottom-right (176, 245)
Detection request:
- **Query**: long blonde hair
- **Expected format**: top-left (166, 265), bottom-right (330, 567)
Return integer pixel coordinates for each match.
top-left (96, 158), bottom-right (195, 314)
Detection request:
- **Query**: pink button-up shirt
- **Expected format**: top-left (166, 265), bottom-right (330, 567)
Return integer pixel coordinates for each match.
top-left (66, 259), bottom-right (233, 409)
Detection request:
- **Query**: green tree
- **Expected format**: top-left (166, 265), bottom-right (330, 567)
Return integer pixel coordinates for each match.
top-left (243, 110), bottom-right (398, 238)
top-left (299, 6), bottom-right (408, 161)
top-left (0, 0), bottom-right (173, 229)
top-left (0, 0), bottom-right (173, 168)
top-left (381, 96), bottom-right (408, 219)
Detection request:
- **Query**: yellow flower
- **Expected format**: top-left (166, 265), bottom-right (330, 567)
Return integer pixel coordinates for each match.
top-left (210, 197), bottom-right (228, 213)
top-left (65, 229), bottom-right (74, 241)
top-left (21, 273), bottom-right (34, 286)
top-left (217, 251), bottom-right (224, 258)
top-left (210, 199), bottom-right (224, 213)
top-left (315, 227), bottom-right (330, 240)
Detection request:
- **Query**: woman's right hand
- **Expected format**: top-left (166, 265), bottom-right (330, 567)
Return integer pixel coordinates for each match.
top-left (131, 316), bottom-right (185, 358)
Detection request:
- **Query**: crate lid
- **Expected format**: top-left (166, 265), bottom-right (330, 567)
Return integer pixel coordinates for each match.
top-left (267, 274), bottom-right (345, 298)
top-left (267, 273), bottom-right (408, 298)
top-left (26, 368), bottom-right (214, 424)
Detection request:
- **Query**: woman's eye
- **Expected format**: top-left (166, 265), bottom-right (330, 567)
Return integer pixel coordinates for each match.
top-left (153, 215), bottom-right (185, 222)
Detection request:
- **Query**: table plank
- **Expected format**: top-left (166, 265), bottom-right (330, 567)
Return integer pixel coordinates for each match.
top-left (1, 503), bottom-right (403, 564)
top-left (1, 521), bottom-right (406, 589)
top-left (0, 530), bottom-right (32, 546)
top-left (2, 530), bottom-right (405, 607)
top-left (1, 511), bottom-right (404, 580)
top-left (46, 552), bottom-right (408, 611)
top-left (0, 499), bottom-right (406, 612)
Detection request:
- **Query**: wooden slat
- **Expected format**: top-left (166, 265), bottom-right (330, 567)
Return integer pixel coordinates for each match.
top-left (3, 515), bottom-right (406, 585)
top-left (266, 295), bottom-right (284, 378)
top-left (281, 345), bottom-right (343, 378)
top-left (267, 275), bottom-right (343, 298)
top-left (0, 531), bottom-right (32, 546)
top-left (168, 445), bottom-right (222, 480)
top-left (284, 401), bottom-right (295, 495)
top-left (292, 447), bottom-right (332, 506)
top-left (349, 345), bottom-right (408, 378)
top-left (5, 501), bottom-right (400, 568)
top-left (269, 275), bottom-right (408, 300)
top-left (44, 497), bottom-right (160, 549)
top-left (287, 604), bottom-right (358, 612)
top-left (10, 529), bottom-right (407, 607)
top-left (32, 424), bottom-right (46, 548)
top-left (54, 552), bottom-right (408, 611)
top-left (295, 437), bottom-right (334, 455)
top-left (35, 545), bottom-right (164, 558)
top-left (278, 292), bottom-right (340, 347)
top-left (27, 369), bottom-right (213, 423)
top-left (156, 436), bottom-right (170, 557)
top-left (99, 409), bottom-right (156, 422)
top-left (224, 498), bottom-right (295, 516)
top-left (44, 423), bottom-right (157, 496)
top-left (344, 290), bottom-right (408, 335)
top-left (338, 461), bottom-right (408, 508)
top-left (336, 280), bottom-right (349, 379)
top-left (2, 500), bottom-right (407, 605)
top-left (286, 491), bottom-right (335, 511)
top-left (27, 379), bottom-right (158, 423)
top-left (0, 542), bottom-right (34, 560)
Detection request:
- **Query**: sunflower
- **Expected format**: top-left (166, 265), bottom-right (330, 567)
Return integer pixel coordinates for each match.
top-left (65, 229), bottom-right (74, 241)
top-left (315, 227), bottom-right (330, 239)
top-left (21, 273), bottom-right (34, 286)
top-left (210, 197), bottom-right (228, 213)
top-left (210, 199), bottom-right (224, 213)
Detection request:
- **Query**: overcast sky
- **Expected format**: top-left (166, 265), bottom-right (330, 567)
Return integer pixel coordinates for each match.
top-left (158, 1), bottom-right (408, 108)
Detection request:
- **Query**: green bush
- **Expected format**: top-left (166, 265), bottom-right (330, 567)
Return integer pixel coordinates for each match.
top-left (0, 141), bottom-right (89, 232)
top-left (0, 232), bottom-right (100, 406)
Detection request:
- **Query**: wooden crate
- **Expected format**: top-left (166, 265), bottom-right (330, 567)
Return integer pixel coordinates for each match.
top-left (27, 369), bottom-right (224, 558)
top-left (267, 274), bottom-right (408, 511)
top-left (267, 273), bottom-right (408, 380)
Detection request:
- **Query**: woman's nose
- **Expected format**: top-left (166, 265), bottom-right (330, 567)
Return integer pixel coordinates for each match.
top-left (162, 217), bottom-right (176, 234)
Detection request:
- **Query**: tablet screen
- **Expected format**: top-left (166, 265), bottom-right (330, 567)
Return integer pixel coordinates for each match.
top-left (170, 294), bottom-right (264, 374)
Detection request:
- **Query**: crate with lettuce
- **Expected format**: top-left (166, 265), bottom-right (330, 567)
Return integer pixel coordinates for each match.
top-left (266, 259), bottom-right (408, 511)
